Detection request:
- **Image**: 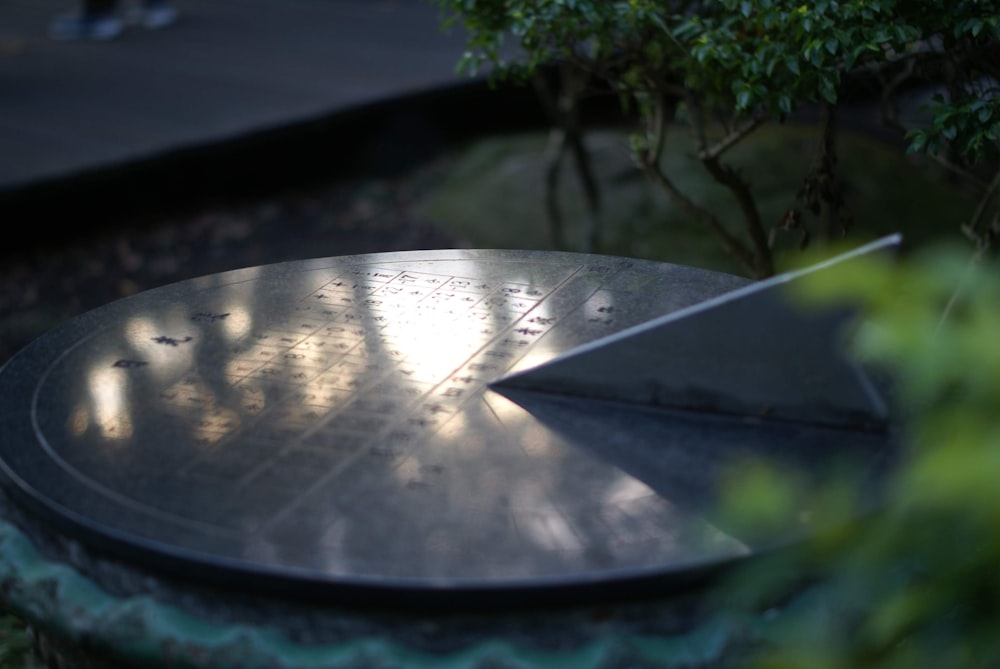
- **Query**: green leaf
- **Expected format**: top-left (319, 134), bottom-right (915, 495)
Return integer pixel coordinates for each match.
top-left (736, 88), bottom-right (752, 110)
top-left (906, 130), bottom-right (928, 154)
top-left (818, 77), bottom-right (837, 104)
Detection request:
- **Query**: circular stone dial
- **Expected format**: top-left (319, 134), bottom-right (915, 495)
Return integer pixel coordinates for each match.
top-left (0, 250), bottom-right (888, 603)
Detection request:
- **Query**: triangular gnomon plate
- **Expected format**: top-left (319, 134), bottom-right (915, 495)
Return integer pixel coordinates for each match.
top-left (491, 235), bottom-right (901, 431)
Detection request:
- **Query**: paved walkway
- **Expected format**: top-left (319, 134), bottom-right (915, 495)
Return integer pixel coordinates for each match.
top-left (0, 0), bottom-right (474, 198)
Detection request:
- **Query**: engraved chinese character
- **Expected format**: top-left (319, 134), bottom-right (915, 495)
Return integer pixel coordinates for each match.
top-left (408, 417), bottom-right (436, 427)
top-left (501, 338), bottom-right (530, 347)
top-left (112, 359), bottom-right (148, 368)
top-left (386, 430), bottom-right (414, 443)
top-left (371, 446), bottom-right (402, 459)
top-left (151, 336), bottom-right (193, 347)
top-left (191, 312), bottom-right (230, 322)
top-left (468, 363), bottom-right (497, 372)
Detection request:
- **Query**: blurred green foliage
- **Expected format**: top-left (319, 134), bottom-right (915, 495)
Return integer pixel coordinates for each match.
top-left (716, 242), bottom-right (1000, 668)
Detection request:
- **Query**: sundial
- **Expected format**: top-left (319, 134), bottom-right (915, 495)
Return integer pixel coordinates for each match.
top-left (0, 239), bottom-right (899, 610)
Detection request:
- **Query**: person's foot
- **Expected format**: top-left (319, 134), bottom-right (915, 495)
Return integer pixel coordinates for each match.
top-left (135, 2), bottom-right (178, 29)
top-left (49, 12), bottom-right (123, 40)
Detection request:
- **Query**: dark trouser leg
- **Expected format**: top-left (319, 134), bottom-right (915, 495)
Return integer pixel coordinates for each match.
top-left (84, 0), bottom-right (118, 15)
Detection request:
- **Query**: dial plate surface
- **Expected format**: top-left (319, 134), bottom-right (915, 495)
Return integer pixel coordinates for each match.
top-left (0, 250), bottom-right (889, 602)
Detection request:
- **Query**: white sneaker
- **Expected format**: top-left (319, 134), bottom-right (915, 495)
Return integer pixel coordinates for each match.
top-left (49, 12), bottom-right (124, 40)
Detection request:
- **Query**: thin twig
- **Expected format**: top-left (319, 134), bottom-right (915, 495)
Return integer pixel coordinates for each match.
top-left (640, 160), bottom-right (761, 276)
top-left (968, 170), bottom-right (1000, 235)
top-left (924, 153), bottom-right (991, 191)
top-left (645, 93), bottom-right (672, 166)
top-left (697, 114), bottom-right (767, 162)
top-left (937, 173), bottom-right (1000, 332)
top-left (685, 92), bottom-right (773, 276)
top-left (936, 250), bottom-right (981, 335)
top-left (879, 58), bottom-right (916, 133)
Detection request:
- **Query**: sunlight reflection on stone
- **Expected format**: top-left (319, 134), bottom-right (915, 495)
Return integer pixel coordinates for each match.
top-left (67, 403), bottom-right (89, 438)
top-left (219, 305), bottom-right (252, 341)
top-left (88, 360), bottom-right (133, 441)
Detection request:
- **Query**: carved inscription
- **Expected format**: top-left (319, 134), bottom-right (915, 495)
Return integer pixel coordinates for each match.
top-left (112, 359), bottom-right (148, 369)
top-left (150, 261), bottom-right (622, 527)
top-left (152, 336), bottom-right (194, 347)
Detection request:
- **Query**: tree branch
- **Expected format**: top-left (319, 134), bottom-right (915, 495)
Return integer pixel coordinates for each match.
top-left (697, 114), bottom-right (767, 162)
top-left (878, 57), bottom-right (917, 134)
top-left (640, 159), bottom-right (762, 277)
top-left (966, 170), bottom-right (1000, 242)
top-left (925, 153), bottom-right (992, 192)
top-left (645, 93), bottom-right (673, 166)
top-left (685, 91), bottom-right (773, 277)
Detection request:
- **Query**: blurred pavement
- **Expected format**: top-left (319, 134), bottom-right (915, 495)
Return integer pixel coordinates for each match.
top-left (0, 0), bottom-right (471, 198)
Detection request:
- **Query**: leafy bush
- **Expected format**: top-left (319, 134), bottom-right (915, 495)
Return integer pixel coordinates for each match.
top-left (433, 0), bottom-right (1000, 275)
